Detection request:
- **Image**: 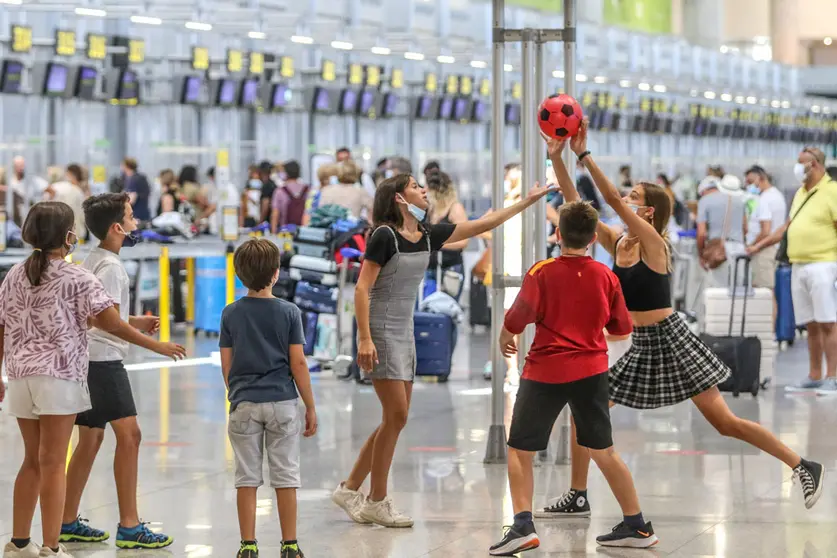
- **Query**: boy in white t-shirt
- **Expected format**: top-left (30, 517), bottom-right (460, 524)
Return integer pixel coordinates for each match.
top-left (60, 193), bottom-right (186, 549)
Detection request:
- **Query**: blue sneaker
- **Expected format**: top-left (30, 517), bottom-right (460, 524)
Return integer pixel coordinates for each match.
top-left (816, 378), bottom-right (837, 396)
top-left (59, 516), bottom-right (110, 543)
top-left (786, 378), bottom-right (823, 392)
top-left (115, 523), bottom-right (174, 549)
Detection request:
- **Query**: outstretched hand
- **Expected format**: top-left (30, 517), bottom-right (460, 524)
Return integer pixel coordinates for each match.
top-left (540, 131), bottom-right (568, 158)
top-left (570, 117), bottom-right (589, 155)
top-left (526, 181), bottom-right (556, 201)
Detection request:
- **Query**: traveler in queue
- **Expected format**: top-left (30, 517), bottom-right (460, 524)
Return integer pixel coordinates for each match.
top-left (749, 147), bottom-right (837, 394)
top-left (121, 158), bottom-right (151, 223)
top-left (696, 174), bottom-right (747, 287)
top-left (318, 160), bottom-right (373, 219)
top-left (44, 164), bottom-right (89, 241)
top-left (331, 173), bottom-right (555, 528)
top-left (270, 161), bottom-right (309, 232)
top-left (743, 166), bottom-right (787, 295)
top-left (337, 146), bottom-right (376, 197)
top-left (258, 161), bottom-right (277, 224)
top-left (425, 169), bottom-right (469, 300)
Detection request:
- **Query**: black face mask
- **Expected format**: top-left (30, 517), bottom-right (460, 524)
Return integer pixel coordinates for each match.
top-left (122, 231), bottom-right (140, 247)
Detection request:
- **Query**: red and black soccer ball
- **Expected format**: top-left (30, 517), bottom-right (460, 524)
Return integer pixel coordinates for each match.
top-left (538, 94), bottom-right (583, 139)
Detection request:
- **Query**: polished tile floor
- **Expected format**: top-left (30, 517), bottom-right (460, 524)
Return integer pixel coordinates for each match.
top-left (1, 327), bottom-right (836, 557)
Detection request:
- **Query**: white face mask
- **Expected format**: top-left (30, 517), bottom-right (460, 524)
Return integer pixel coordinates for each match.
top-left (794, 163), bottom-right (808, 183)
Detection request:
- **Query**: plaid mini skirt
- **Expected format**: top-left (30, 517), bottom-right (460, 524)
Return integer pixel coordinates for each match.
top-left (609, 313), bottom-right (731, 409)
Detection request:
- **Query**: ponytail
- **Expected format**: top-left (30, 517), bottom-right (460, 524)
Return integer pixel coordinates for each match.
top-left (24, 249), bottom-right (50, 287)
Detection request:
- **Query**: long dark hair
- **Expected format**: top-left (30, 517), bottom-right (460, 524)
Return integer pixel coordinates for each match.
top-left (372, 174), bottom-right (412, 229)
top-left (178, 165), bottom-right (199, 185)
top-left (22, 201), bottom-right (75, 286)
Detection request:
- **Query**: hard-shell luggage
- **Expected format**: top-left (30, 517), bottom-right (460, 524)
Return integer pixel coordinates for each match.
top-left (302, 311), bottom-right (318, 356)
top-left (775, 264), bottom-right (796, 346)
top-left (699, 256), bottom-right (763, 397)
top-left (194, 257), bottom-right (244, 334)
top-left (289, 255), bottom-right (338, 286)
top-left (294, 281), bottom-right (338, 314)
top-left (314, 314), bottom-right (338, 361)
top-left (296, 226), bottom-right (334, 244)
top-left (272, 270), bottom-right (297, 301)
top-left (414, 311), bottom-right (455, 381)
top-left (469, 275), bottom-right (491, 327)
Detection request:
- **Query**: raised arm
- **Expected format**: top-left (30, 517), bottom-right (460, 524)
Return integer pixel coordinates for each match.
top-left (571, 120), bottom-right (668, 257)
top-left (444, 182), bottom-right (554, 245)
top-left (546, 134), bottom-right (621, 255)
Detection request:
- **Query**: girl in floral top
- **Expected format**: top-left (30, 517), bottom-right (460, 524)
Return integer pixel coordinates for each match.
top-left (0, 202), bottom-right (186, 558)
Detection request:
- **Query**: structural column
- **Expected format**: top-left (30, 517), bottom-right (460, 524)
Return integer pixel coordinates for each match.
top-left (770, 0), bottom-right (800, 65)
top-left (682, 0), bottom-right (724, 49)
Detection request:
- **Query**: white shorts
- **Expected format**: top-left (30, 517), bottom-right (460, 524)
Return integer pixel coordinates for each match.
top-left (6, 376), bottom-right (92, 419)
top-left (791, 262), bottom-right (837, 326)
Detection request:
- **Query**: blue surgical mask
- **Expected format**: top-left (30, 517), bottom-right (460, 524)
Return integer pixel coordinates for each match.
top-left (627, 204), bottom-right (645, 214)
top-left (66, 231), bottom-right (78, 255)
top-left (747, 184), bottom-right (760, 195)
top-left (248, 178), bottom-right (262, 189)
top-left (329, 175), bottom-right (339, 186)
top-left (398, 194), bottom-right (426, 222)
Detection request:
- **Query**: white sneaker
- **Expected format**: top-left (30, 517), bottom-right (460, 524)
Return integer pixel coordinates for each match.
top-left (3, 541), bottom-right (40, 558)
top-left (332, 482), bottom-right (371, 524)
top-left (37, 545), bottom-right (72, 558)
top-left (359, 496), bottom-right (414, 528)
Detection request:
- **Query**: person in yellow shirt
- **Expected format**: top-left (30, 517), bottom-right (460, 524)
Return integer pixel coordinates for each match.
top-left (749, 147), bottom-right (837, 394)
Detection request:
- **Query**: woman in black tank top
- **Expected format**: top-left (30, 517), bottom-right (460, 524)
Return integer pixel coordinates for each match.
top-left (537, 123), bottom-right (823, 518)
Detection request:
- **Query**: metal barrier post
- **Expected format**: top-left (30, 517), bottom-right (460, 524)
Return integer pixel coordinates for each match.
top-left (159, 246), bottom-right (171, 343)
top-left (185, 257), bottom-right (195, 323)
top-left (519, 30), bottom-right (536, 365)
top-left (484, 0), bottom-right (508, 465)
top-left (226, 244), bottom-right (236, 305)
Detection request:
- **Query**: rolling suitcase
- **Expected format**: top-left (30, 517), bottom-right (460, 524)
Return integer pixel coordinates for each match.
top-left (414, 311), bottom-right (455, 382)
top-left (289, 255), bottom-right (338, 286)
top-left (699, 256), bottom-right (762, 397)
top-left (302, 311), bottom-right (318, 356)
top-left (775, 264), bottom-right (796, 346)
top-left (469, 275), bottom-right (491, 327)
top-left (272, 270), bottom-right (297, 301)
top-left (294, 281), bottom-right (338, 314)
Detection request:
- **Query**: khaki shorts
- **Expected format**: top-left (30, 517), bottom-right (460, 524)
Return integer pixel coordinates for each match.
top-left (751, 245), bottom-right (778, 288)
top-left (7, 376), bottom-right (92, 419)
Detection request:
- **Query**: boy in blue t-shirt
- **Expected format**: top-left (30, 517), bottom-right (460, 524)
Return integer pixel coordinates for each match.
top-left (220, 239), bottom-right (318, 558)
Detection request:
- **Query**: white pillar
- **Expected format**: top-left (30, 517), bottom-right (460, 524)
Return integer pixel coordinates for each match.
top-left (671, 0), bottom-right (684, 37)
top-left (578, 0), bottom-right (603, 24)
top-left (770, 0), bottom-right (800, 65)
top-left (682, 0), bottom-right (724, 49)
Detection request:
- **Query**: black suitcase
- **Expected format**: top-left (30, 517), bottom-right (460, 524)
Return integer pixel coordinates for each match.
top-left (469, 275), bottom-right (491, 327)
top-left (699, 256), bottom-right (762, 397)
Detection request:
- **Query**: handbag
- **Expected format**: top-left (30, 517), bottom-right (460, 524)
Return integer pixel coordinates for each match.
top-left (702, 196), bottom-right (732, 270)
top-left (776, 189), bottom-right (818, 265)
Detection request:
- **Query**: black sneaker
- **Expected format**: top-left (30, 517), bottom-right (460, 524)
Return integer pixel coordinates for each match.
top-left (794, 459), bottom-right (825, 509)
top-left (281, 542), bottom-right (304, 558)
top-left (596, 521), bottom-right (658, 548)
top-left (489, 523), bottom-right (540, 556)
top-left (237, 541), bottom-right (258, 558)
top-left (534, 489), bottom-right (591, 519)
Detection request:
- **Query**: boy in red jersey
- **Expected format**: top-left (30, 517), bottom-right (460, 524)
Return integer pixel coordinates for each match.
top-left (489, 201), bottom-right (657, 556)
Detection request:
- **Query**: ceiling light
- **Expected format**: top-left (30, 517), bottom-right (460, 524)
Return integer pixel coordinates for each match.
top-left (437, 55), bottom-right (455, 64)
top-left (404, 51), bottom-right (425, 61)
top-left (331, 40), bottom-right (353, 50)
top-left (720, 45), bottom-right (729, 54)
top-left (371, 46), bottom-right (391, 55)
top-left (248, 31), bottom-right (266, 39)
top-left (290, 35), bottom-right (314, 44)
top-left (75, 7), bottom-right (107, 17)
top-left (575, 74), bottom-right (587, 82)
top-left (781, 100), bottom-right (790, 108)
top-left (770, 99), bottom-right (781, 108)
top-left (734, 95), bottom-right (745, 104)
top-left (594, 75), bottom-right (607, 84)
top-left (746, 96), bottom-right (757, 104)
top-left (638, 82), bottom-right (651, 91)
top-left (504, 64), bottom-right (513, 72)
top-left (552, 70), bottom-right (564, 78)
top-left (0, 0), bottom-right (23, 5)
top-left (704, 91), bottom-right (716, 99)
top-left (652, 84), bottom-right (667, 93)
top-left (720, 93), bottom-right (732, 102)
top-left (812, 105), bottom-right (821, 113)
top-left (619, 79), bottom-right (632, 88)
top-left (185, 21), bottom-right (212, 31)
top-left (825, 37), bottom-right (833, 46)
top-left (824, 107), bottom-right (832, 114)
top-left (131, 15), bottom-right (162, 25)
top-left (470, 60), bottom-right (487, 69)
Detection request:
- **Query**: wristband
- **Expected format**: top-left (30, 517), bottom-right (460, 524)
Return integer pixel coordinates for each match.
top-left (577, 150), bottom-right (591, 162)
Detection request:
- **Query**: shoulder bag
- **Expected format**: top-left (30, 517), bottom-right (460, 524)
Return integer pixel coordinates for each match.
top-left (776, 189), bottom-right (818, 265)
top-left (703, 196), bottom-right (732, 270)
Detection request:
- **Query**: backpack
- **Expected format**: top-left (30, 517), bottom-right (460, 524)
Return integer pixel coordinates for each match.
top-left (282, 184), bottom-right (310, 226)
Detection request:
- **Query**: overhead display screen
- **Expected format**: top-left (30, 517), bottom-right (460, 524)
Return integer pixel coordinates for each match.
top-left (181, 75), bottom-right (202, 104)
top-left (451, 97), bottom-right (470, 121)
top-left (270, 83), bottom-right (290, 109)
top-left (339, 89), bottom-right (358, 114)
top-left (1, 60), bottom-right (24, 94)
top-left (358, 89), bottom-right (376, 116)
top-left (415, 95), bottom-right (433, 119)
top-left (118, 69), bottom-right (139, 101)
top-left (312, 87), bottom-right (333, 113)
top-left (44, 63), bottom-right (69, 96)
top-left (381, 93), bottom-right (398, 117)
top-left (216, 79), bottom-right (237, 106)
top-left (75, 66), bottom-right (97, 100)
top-left (437, 96), bottom-right (453, 120)
top-left (239, 78), bottom-right (259, 106)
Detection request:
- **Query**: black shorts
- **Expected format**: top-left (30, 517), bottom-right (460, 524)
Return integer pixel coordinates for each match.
top-left (75, 361), bottom-right (138, 429)
top-left (508, 373), bottom-right (612, 451)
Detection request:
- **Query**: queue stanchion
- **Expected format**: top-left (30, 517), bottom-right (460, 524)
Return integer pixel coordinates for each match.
top-left (159, 246), bottom-right (171, 343)
top-left (185, 257), bottom-right (195, 323)
top-left (225, 243), bottom-right (236, 306)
